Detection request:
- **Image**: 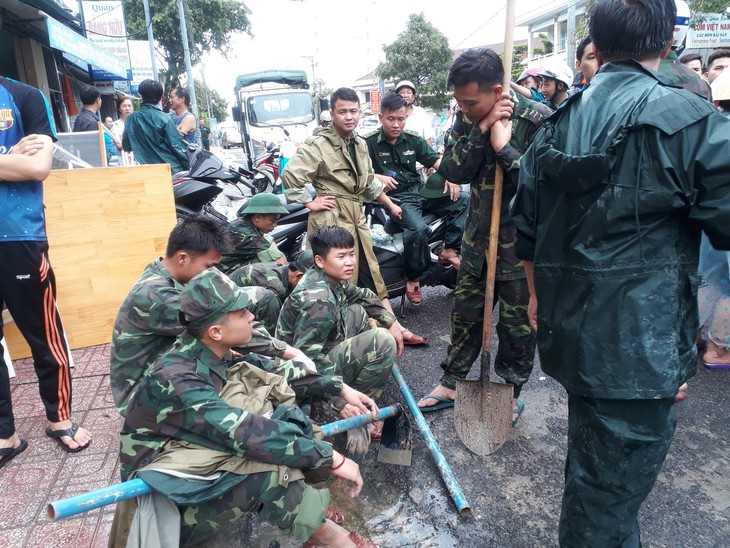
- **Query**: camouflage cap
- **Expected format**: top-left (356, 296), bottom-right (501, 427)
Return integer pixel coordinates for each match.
top-left (290, 250), bottom-right (315, 272)
top-left (180, 268), bottom-right (255, 330)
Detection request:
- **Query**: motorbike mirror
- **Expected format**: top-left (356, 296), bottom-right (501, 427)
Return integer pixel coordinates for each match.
top-left (231, 106), bottom-right (242, 122)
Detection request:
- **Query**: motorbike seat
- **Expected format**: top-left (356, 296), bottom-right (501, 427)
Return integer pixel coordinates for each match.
top-left (283, 202), bottom-right (306, 214)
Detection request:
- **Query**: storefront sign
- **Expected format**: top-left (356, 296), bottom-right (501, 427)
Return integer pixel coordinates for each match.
top-left (370, 89), bottom-right (381, 114)
top-left (687, 13), bottom-right (730, 49)
top-left (81, 1), bottom-right (132, 80)
top-left (128, 40), bottom-right (155, 92)
top-left (46, 16), bottom-right (128, 80)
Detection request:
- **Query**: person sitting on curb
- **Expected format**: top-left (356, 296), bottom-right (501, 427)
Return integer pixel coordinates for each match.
top-left (277, 226), bottom-right (402, 454)
top-left (219, 193), bottom-right (288, 273)
top-left (227, 251), bottom-right (315, 334)
top-left (110, 268), bottom-right (377, 548)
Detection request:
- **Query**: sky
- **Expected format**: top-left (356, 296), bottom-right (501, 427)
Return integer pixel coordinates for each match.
top-left (199, 0), bottom-right (552, 106)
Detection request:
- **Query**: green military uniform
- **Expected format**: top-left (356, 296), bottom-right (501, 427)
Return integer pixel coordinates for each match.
top-left (276, 267), bottom-right (396, 402)
top-left (657, 49), bottom-right (712, 101)
top-left (227, 261), bottom-right (290, 333)
top-left (122, 103), bottom-right (189, 173)
top-left (364, 127), bottom-right (469, 281)
top-left (116, 270), bottom-right (334, 545)
top-left (281, 126), bottom-right (389, 298)
top-left (219, 216), bottom-right (286, 273)
top-left (110, 258), bottom-right (287, 415)
top-left (200, 124), bottom-right (211, 151)
top-left (436, 92), bottom-right (552, 395)
top-left (511, 60), bottom-right (730, 546)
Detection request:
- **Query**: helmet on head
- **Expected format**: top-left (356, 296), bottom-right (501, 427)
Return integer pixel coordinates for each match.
top-left (673, 0), bottom-right (691, 49)
top-left (395, 80), bottom-right (416, 94)
top-left (516, 67), bottom-right (542, 84)
top-left (320, 110), bottom-right (332, 123)
top-left (538, 65), bottom-right (574, 89)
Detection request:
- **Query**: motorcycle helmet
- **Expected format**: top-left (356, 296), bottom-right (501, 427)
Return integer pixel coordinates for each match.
top-left (538, 65), bottom-right (575, 90)
top-left (395, 80), bottom-right (416, 94)
top-left (320, 110), bottom-right (332, 124)
top-left (238, 193), bottom-right (289, 216)
top-left (516, 67), bottom-right (542, 85)
top-left (673, 0), bottom-right (691, 50)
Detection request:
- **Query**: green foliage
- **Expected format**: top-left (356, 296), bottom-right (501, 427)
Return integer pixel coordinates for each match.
top-left (194, 80), bottom-right (228, 124)
top-left (375, 13), bottom-right (453, 110)
top-left (124, 0), bottom-right (252, 92)
top-left (688, 0), bottom-right (729, 14)
top-left (511, 44), bottom-right (529, 81)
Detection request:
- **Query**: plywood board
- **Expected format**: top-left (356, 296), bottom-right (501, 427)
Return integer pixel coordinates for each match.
top-left (4, 164), bottom-right (176, 358)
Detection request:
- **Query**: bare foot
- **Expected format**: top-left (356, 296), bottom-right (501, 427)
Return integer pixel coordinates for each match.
top-left (0, 433), bottom-right (22, 451)
top-left (675, 383), bottom-right (689, 404)
top-left (418, 384), bottom-right (456, 408)
top-left (49, 420), bottom-right (92, 451)
top-left (307, 519), bottom-right (358, 547)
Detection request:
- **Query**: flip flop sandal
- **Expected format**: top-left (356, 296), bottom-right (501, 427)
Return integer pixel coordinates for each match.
top-left (405, 281), bottom-right (422, 306)
top-left (324, 504), bottom-right (345, 525)
top-left (0, 439), bottom-right (28, 470)
top-left (401, 329), bottom-right (430, 346)
top-left (418, 394), bottom-right (454, 413)
top-left (45, 422), bottom-right (91, 453)
top-left (512, 400), bottom-right (525, 427)
top-left (704, 362), bottom-right (730, 369)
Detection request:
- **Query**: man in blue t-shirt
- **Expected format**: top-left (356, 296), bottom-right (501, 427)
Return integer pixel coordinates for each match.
top-left (0, 77), bottom-right (92, 466)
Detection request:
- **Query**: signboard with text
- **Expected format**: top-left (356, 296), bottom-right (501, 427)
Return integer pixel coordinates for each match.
top-left (370, 89), bottom-right (381, 114)
top-left (687, 13), bottom-right (730, 49)
top-left (81, 1), bottom-right (132, 80)
top-left (128, 40), bottom-right (155, 92)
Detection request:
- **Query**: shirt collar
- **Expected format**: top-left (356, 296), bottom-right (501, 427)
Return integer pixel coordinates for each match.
top-left (183, 332), bottom-right (233, 381)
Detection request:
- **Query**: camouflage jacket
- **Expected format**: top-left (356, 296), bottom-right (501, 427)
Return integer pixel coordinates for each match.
top-left (110, 259), bottom-right (286, 415)
top-left (219, 217), bottom-right (286, 273)
top-left (227, 261), bottom-right (290, 303)
top-left (119, 332), bottom-right (333, 481)
top-left (439, 92), bottom-right (552, 280)
top-left (276, 267), bottom-right (396, 364)
top-left (657, 50), bottom-right (712, 101)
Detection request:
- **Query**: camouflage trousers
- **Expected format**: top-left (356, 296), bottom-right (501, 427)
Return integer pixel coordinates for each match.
top-left (394, 188), bottom-right (469, 281)
top-left (246, 286), bottom-right (281, 337)
top-left (439, 270), bottom-right (535, 396)
top-left (322, 304), bottom-right (396, 400)
top-left (560, 395), bottom-right (676, 547)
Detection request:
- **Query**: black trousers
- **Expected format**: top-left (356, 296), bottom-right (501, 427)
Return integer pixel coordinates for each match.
top-left (0, 241), bottom-right (73, 437)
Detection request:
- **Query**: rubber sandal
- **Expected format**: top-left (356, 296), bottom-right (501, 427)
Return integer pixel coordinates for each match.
top-left (704, 361), bottom-right (730, 369)
top-left (512, 400), bottom-right (525, 427)
top-left (418, 394), bottom-right (454, 413)
top-left (369, 420), bottom-right (384, 441)
top-left (45, 422), bottom-right (91, 453)
top-left (0, 439), bottom-right (28, 470)
top-left (401, 328), bottom-right (429, 346)
top-left (405, 280), bottom-right (422, 306)
top-left (324, 504), bottom-right (345, 525)
top-left (349, 530), bottom-right (379, 548)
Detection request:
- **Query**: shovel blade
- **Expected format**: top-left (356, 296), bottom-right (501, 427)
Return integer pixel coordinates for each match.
top-left (454, 379), bottom-right (513, 456)
top-left (377, 412), bottom-right (412, 466)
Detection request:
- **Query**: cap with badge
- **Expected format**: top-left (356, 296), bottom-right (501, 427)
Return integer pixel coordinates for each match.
top-left (180, 268), bottom-right (256, 330)
top-left (419, 172), bottom-right (449, 199)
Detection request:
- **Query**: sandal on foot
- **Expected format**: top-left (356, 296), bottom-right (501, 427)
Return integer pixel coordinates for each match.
top-left (401, 328), bottom-right (429, 346)
top-left (418, 394), bottom-right (454, 413)
top-left (45, 422), bottom-right (90, 453)
top-left (324, 504), bottom-right (345, 525)
top-left (0, 439), bottom-right (28, 470)
top-left (405, 280), bottom-right (422, 306)
top-left (512, 400), bottom-right (525, 427)
top-left (704, 361), bottom-right (730, 369)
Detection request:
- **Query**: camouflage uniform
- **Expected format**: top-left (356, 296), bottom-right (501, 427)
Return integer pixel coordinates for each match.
top-left (219, 216), bottom-right (286, 273)
top-left (110, 259), bottom-right (287, 415)
top-left (364, 127), bottom-right (470, 281)
top-left (276, 267), bottom-right (397, 402)
top-left (436, 92), bottom-right (552, 396)
top-left (117, 270), bottom-right (334, 544)
top-left (657, 49), bottom-right (713, 101)
top-left (228, 261), bottom-right (290, 333)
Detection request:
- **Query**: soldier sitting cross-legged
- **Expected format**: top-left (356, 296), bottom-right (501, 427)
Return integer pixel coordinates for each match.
top-left (110, 269), bottom-right (376, 548)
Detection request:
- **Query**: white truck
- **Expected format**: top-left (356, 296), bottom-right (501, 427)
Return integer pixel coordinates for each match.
top-left (231, 70), bottom-right (319, 169)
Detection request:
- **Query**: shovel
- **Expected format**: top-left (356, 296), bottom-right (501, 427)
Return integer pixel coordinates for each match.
top-left (454, 0), bottom-right (517, 456)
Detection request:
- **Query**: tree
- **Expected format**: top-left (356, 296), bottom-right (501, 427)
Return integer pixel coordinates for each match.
top-left (375, 13), bottom-right (453, 110)
top-left (124, 0), bottom-right (252, 93)
top-left (194, 80), bottom-right (228, 124)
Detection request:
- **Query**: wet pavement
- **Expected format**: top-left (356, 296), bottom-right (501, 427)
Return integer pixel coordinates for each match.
top-left (2, 284), bottom-right (728, 547)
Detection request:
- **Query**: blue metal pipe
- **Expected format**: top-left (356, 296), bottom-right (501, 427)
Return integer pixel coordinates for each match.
top-left (48, 404), bottom-right (402, 521)
top-left (390, 363), bottom-right (471, 517)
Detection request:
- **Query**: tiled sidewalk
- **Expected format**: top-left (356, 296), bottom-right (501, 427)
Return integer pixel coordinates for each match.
top-left (1, 345), bottom-right (121, 548)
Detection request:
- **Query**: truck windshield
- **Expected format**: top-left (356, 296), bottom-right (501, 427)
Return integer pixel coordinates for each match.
top-left (247, 92), bottom-right (315, 127)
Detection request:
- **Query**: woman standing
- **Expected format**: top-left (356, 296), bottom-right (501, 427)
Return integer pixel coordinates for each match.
top-left (112, 96), bottom-right (134, 164)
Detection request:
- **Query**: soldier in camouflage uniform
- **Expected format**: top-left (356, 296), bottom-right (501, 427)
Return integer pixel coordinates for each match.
top-left (277, 227), bottom-right (402, 453)
top-left (417, 48), bottom-right (552, 423)
top-left (218, 193), bottom-right (288, 273)
top-left (112, 268), bottom-right (375, 548)
top-left (227, 251), bottom-right (315, 333)
top-left (110, 216), bottom-right (305, 416)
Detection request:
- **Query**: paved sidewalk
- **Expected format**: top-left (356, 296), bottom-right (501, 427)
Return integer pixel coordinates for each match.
top-left (1, 345), bottom-right (120, 548)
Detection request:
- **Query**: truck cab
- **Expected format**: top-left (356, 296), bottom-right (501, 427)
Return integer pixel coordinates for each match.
top-left (231, 70), bottom-right (317, 169)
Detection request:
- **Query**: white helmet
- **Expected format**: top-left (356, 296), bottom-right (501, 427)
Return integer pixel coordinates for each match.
top-left (674, 0), bottom-right (690, 49)
top-left (395, 80), bottom-right (416, 94)
top-left (320, 110), bottom-right (332, 123)
top-left (538, 64), bottom-right (574, 89)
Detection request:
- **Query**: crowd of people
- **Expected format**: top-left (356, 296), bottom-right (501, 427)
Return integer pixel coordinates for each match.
top-left (1, 0), bottom-right (730, 546)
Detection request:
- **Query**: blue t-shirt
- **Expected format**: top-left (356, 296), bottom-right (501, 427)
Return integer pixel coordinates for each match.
top-left (0, 77), bottom-right (57, 241)
top-left (172, 111), bottom-right (197, 144)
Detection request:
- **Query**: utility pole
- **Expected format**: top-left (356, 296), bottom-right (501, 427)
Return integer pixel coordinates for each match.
top-left (566, 0), bottom-right (577, 69)
top-left (142, 0), bottom-right (158, 80)
top-left (177, 0), bottom-right (201, 146)
top-left (300, 55), bottom-right (317, 94)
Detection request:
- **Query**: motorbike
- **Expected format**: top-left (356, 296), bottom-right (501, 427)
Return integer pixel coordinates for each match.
top-left (249, 143), bottom-right (281, 194)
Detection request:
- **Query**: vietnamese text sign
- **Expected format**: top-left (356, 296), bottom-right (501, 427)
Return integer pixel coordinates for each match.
top-left (687, 13), bottom-right (730, 49)
top-left (81, 1), bottom-right (132, 80)
top-left (370, 89), bottom-right (381, 114)
top-left (128, 40), bottom-right (155, 92)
